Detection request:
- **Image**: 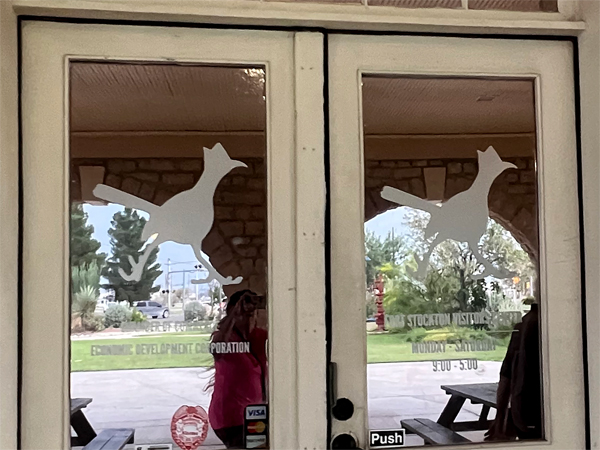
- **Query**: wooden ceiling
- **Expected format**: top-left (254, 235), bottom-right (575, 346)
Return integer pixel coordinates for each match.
top-left (70, 62), bottom-right (536, 159)
top-left (70, 63), bottom-right (266, 133)
top-left (71, 62), bottom-right (534, 136)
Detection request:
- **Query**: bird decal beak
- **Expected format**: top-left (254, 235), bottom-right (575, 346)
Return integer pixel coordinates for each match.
top-left (232, 160), bottom-right (248, 169)
top-left (504, 162), bottom-right (517, 170)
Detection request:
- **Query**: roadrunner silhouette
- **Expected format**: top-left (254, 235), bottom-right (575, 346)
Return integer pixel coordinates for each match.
top-left (381, 146), bottom-right (516, 280)
top-left (93, 143), bottom-right (247, 286)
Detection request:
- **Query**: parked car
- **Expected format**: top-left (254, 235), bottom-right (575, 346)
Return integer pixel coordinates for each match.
top-left (95, 298), bottom-right (117, 313)
top-left (135, 301), bottom-right (170, 319)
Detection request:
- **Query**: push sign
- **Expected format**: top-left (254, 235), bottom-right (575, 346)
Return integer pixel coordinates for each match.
top-left (244, 405), bottom-right (269, 449)
top-left (369, 429), bottom-right (405, 449)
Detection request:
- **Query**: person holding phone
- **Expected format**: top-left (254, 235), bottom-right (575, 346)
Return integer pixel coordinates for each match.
top-left (207, 290), bottom-right (268, 449)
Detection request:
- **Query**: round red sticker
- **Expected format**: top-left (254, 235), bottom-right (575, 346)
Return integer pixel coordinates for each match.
top-left (171, 405), bottom-right (209, 450)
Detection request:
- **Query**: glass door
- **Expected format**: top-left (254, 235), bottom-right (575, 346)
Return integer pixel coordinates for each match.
top-left (328, 35), bottom-right (584, 449)
top-left (21, 21), bottom-right (326, 450)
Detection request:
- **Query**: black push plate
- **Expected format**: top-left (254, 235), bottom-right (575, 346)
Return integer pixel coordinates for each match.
top-left (369, 429), bottom-right (405, 449)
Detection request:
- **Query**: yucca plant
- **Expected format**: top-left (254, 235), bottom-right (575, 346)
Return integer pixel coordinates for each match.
top-left (73, 285), bottom-right (98, 324)
top-left (71, 261), bottom-right (101, 297)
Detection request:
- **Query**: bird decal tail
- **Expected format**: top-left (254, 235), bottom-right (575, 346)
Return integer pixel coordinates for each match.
top-left (93, 184), bottom-right (158, 214)
top-left (381, 186), bottom-right (439, 215)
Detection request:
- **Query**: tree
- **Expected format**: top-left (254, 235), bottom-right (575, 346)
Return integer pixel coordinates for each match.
top-left (379, 208), bottom-right (535, 318)
top-left (380, 260), bottom-right (460, 315)
top-left (102, 208), bottom-right (162, 305)
top-left (406, 210), bottom-right (534, 288)
top-left (70, 204), bottom-right (106, 268)
top-left (365, 229), bottom-right (407, 285)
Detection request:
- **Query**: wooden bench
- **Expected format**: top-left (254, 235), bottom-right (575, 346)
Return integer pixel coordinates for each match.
top-left (401, 418), bottom-right (471, 445)
top-left (82, 428), bottom-right (134, 450)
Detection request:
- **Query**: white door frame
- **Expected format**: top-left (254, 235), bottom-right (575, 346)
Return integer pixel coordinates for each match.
top-left (21, 21), bottom-right (326, 450)
top-left (328, 33), bottom-right (583, 449)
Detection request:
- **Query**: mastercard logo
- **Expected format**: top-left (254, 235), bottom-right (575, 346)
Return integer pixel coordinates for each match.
top-left (247, 421), bottom-right (266, 434)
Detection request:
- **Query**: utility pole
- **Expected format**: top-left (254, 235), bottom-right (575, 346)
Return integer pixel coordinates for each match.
top-left (183, 271), bottom-right (187, 308)
top-left (167, 259), bottom-right (172, 309)
top-left (194, 264), bottom-right (201, 301)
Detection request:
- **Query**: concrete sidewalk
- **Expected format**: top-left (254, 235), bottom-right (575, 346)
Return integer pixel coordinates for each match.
top-left (72, 361), bottom-right (501, 448)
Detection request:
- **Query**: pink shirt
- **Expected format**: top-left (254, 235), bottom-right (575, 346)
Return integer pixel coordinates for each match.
top-left (208, 328), bottom-right (267, 430)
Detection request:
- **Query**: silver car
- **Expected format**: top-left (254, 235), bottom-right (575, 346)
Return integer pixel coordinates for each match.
top-left (135, 301), bottom-right (169, 319)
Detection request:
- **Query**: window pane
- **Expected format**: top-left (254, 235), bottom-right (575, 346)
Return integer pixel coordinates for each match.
top-left (363, 76), bottom-right (543, 446)
top-left (70, 62), bottom-right (268, 449)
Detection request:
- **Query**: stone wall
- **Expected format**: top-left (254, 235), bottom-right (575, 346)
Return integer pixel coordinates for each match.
top-left (72, 157), bottom-right (267, 296)
top-left (365, 157), bottom-right (538, 262)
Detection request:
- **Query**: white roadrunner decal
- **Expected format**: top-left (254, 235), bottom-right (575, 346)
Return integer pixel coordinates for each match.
top-left (93, 143), bottom-right (246, 286)
top-left (381, 145), bottom-right (516, 280)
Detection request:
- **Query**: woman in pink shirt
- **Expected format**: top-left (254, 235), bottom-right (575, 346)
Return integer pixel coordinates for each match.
top-left (208, 290), bottom-right (268, 449)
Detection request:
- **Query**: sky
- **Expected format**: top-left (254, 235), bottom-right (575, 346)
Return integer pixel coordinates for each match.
top-left (83, 204), bottom-right (410, 290)
top-left (365, 207), bottom-right (409, 238)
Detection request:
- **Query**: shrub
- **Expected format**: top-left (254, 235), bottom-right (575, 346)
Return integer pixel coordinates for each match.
top-left (184, 301), bottom-right (207, 322)
top-left (87, 316), bottom-right (106, 332)
top-left (104, 303), bottom-right (133, 328)
top-left (423, 325), bottom-right (492, 343)
top-left (131, 308), bottom-right (147, 323)
top-left (404, 327), bottom-right (428, 343)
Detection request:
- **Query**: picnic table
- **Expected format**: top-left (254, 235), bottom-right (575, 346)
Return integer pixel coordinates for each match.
top-left (71, 398), bottom-right (96, 447)
top-left (401, 382), bottom-right (498, 445)
top-left (71, 398), bottom-right (134, 450)
top-left (438, 383), bottom-right (498, 431)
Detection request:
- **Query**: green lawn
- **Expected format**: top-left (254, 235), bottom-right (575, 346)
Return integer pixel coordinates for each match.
top-left (71, 332), bottom-right (507, 372)
top-left (71, 333), bottom-right (213, 372)
top-left (366, 333), bottom-right (507, 364)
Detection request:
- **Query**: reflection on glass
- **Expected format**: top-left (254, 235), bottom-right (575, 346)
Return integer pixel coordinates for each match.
top-left (363, 76), bottom-right (542, 446)
top-left (69, 62), bottom-right (268, 449)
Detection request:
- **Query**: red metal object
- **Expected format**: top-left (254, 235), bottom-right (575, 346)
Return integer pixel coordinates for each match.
top-left (171, 405), bottom-right (209, 450)
top-left (374, 274), bottom-right (385, 331)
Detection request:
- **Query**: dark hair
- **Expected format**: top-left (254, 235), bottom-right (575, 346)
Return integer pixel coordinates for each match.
top-left (204, 289), bottom-right (257, 393)
top-left (226, 289), bottom-right (256, 314)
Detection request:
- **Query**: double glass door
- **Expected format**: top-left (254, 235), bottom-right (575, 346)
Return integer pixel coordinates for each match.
top-left (21, 21), bottom-right (583, 450)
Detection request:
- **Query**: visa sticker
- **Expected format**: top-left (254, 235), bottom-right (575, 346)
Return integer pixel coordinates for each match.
top-left (245, 405), bottom-right (267, 420)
